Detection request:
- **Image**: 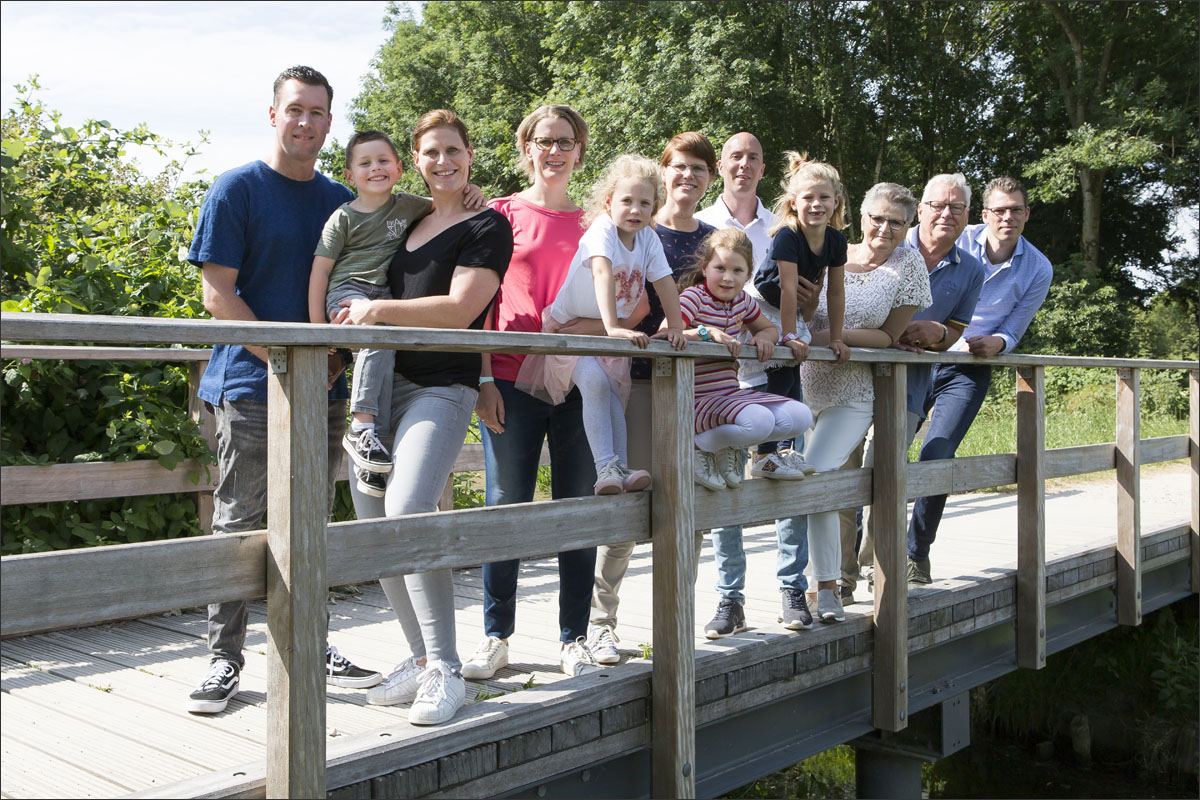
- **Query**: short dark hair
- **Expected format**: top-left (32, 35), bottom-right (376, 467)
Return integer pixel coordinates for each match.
top-left (273, 66), bottom-right (333, 110)
top-left (345, 130), bottom-right (400, 171)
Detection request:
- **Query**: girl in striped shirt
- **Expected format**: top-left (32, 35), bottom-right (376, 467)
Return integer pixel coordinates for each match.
top-left (676, 228), bottom-right (814, 490)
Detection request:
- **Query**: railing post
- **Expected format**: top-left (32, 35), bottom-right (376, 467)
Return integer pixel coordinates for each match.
top-left (1190, 370), bottom-right (1198, 595)
top-left (870, 363), bottom-right (908, 732)
top-left (1115, 367), bottom-right (1141, 626)
top-left (265, 346), bottom-right (328, 798)
top-left (650, 355), bottom-right (696, 799)
top-left (1016, 366), bottom-right (1046, 668)
top-left (187, 359), bottom-right (219, 536)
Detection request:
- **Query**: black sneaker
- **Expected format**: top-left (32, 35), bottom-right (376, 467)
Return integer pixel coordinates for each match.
top-left (343, 428), bottom-right (393, 473)
top-left (779, 588), bottom-right (813, 630)
top-left (355, 465), bottom-right (387, 498)
top-left (907, 557), bottom-right (932, 585)
top-left (840, 584), bottom-right (855, 604)
top-left (187, 659), bottom-right (239, 714)
top-left (704, 598), bottom-right (747, 639)
top-left (327, 646), bottom-right (382, 688)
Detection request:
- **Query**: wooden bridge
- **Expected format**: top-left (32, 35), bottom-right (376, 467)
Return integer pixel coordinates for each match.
top-left (1, 311), bottom-right (1196, 799)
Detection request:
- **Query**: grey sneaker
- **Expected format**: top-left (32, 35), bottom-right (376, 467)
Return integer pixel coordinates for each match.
top-left (907, 557), bottom-right (932, 585)
top-left (818, 588), bottom-right (845, 623)
top-left (561, 637), bottom-right (602, 676)
top-left (704, 598), bottom-right (747, 639)
top-left (778, 447), bottom-right (818, 475)
top-left (594, 456), bottom-right (624, 495)
top-left (714, 446), bottom-right (744, 488)
top-left (779, 588), bottom-right (813, 630)
top-left (187, 659), bottom-right (239, 714)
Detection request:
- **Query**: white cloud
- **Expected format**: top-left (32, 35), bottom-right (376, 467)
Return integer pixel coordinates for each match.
top-left (1, 0), bottom-right (412, 178)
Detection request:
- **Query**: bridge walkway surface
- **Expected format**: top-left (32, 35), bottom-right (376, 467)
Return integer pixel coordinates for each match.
top-left (0, 463), bottom-right (1191, 798)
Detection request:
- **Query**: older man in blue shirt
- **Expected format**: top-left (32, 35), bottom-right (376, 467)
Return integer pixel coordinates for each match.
top-left (851, 174), bottom-right (984, 596)
top-left (906, 176), bottom-right (1053, 584)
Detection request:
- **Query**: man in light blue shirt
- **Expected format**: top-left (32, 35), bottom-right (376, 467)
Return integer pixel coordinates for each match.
top-left (906, 176), bottom-right (1052, 584)
top-left (851, 174), bottom-right (984, 595)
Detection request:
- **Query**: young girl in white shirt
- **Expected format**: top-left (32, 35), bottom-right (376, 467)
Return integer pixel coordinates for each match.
top-left (517, 155), bottom-right (687, 495)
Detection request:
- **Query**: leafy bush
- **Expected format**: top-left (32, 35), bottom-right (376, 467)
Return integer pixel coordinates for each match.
top-left (1, 81), bottom-right (213, 553)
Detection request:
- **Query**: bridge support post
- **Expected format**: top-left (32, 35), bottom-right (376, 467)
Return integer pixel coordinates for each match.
top-left (1116, 367), bottom-right (1141, 626)
top-left (265, 346), bottom-right (328, 799)
top-left (1189, 370), bottom-right (1198, 595)
top-left (650, 356), bottom-right (696, 799)
top-left (871, 363), bottom-right (908, 731)
top-left (855, 748), bottom-right (925, 799)
top-left (1016, 366), bottom-right (1046, 668)
top-left (854, 692), bottom-right (970, 800)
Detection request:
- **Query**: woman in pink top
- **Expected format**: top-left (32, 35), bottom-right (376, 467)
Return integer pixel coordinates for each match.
top-left (463, 106), bottom-right (647, 680)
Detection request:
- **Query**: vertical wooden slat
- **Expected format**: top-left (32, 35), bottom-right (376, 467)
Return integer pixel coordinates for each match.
top-left (1190, 370), bottom-right (1198, 595)
top-left (437, 475), bottom-right (455, 512)
top-left (187, 360), bottom-right (218, 536)
top-left (870, 363), bottom-right (907, 732)
top-left (1016, 366), bottom-right (1046, 668)
top-left (1116, 368), bottom-right (1141, 626)
top-left (266, 346), bottom-right (328, 799)
top-left (650, 356), bottom-right (696, 799)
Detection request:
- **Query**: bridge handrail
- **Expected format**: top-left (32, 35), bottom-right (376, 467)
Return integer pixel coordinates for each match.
top-left (2, 310), bottom-right (1197, 798)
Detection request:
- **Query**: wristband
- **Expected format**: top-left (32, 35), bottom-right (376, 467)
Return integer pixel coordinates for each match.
top-left (479, 376), bottom-right (495, 386)
top-left (937, 324), bottom-right (949, 344)
top-left (697, 324), bottom-right (710, 341)
top-left (780, 332), bottom-right (800, 344)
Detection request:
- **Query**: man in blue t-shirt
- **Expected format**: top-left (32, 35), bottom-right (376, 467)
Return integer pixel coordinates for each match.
top-left (184, 66), bottom-right (381, 715)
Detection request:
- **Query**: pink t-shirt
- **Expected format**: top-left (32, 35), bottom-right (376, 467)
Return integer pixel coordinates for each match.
top-left (487, 195), bottom-right (586, 381)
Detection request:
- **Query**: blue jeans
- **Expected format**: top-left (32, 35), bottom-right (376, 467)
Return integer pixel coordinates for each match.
top-left (480, 378), bottom-right (598, 642)
top-left (908, 364), bottom-right (992, 560)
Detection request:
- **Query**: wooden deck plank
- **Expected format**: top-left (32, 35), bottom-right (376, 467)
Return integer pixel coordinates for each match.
top-left (0, 735), bottom-right (130, 798)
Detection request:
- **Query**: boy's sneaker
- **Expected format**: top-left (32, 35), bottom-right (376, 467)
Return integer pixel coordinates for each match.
top-left (187, 659), bottom-right (240, 714)
top-left (715, 447), bottom-right (744, 488)
top-left (704, 598), bottom-right (747, 639)
top-left (408, 661), bottom-right (465, 726)
top-left (326, 646), bottom-right (382, 688)
top-left (693, 450), bottom-right (726, 491)
top-left (817, 588), bottom-right (845, 623)
top-left (343, 427), bottom-right (393, 473)
top-left (461, 636), bottom-right (508, 679)
top-left (594, 457), bottom-right (624, 495)
top-left (751, 452), bottom-right (806, 480)
top-left (561, 637), bottom-right (603, 676)
top-left (587, 625), bottom-right (621, 665)
top-left (907, 557), bottom-right (932, 585)
top-left (619, 464), bottom-right (652, 493)
top-left (778, 447), bottom-right (818, 475)
top-left (366, 657), bottom-right (424, 706)
top-left (779, 588), bottom-right (813, 630)
top-left (354, 465), bottom-right (387, 498)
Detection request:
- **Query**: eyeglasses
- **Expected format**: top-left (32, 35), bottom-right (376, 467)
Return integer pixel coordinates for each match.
top-left (531, 137), bottom-right (578, 152)
top-left (667, 162), bottom-right (709, 176)
top-left (985, 205), bottom-right (1028, 218)
top-left (866, 214), bottom-right (907, 231)
top-left (924, 201), bottom-right (967, 216)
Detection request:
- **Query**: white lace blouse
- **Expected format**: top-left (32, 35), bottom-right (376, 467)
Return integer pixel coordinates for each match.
top-left (801, 246), bottom-right (931, 414)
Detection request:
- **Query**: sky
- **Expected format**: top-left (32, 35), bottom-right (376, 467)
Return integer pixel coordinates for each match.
top-left (0, 1), bottom-right (415, 179)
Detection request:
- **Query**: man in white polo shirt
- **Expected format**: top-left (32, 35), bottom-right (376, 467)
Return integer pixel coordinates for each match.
top-left (696, 132), bottom-right (778, 269)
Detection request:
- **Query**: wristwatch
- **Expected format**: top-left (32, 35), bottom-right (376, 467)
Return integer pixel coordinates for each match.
top-left (697, 324), bottom-right (710, 341)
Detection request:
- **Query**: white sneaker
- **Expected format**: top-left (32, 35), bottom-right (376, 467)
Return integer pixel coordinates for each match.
top-left (693, 449), bottom-right (725, 491)
top-left (751, 452), bottom-right (806, 480)
top-left (461, 636), bottom-right (508, 679)
top-left (366, 656), bottom-right (424, 706)
top-left (778, 447), bottom-right (817, 475)
top-left (408, 661), bottom-right (465, 726)
top-left (587, 625), bottom-right (621, 665)
top-left (714, 446), bottom-right (744, 488)
top-left (561, 637), bottom-right (602, 676)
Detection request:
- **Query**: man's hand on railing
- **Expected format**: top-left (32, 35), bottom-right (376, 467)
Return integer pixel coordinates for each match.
top-left (966, 335), bottom-right (1005, 359)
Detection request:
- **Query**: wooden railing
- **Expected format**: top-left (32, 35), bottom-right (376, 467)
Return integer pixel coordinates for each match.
top-left (1, 311), bottom-right (1197, 799)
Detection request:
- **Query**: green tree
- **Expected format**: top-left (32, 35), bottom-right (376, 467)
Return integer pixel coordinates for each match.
top-left (1, 81), bottom-right (214, 552)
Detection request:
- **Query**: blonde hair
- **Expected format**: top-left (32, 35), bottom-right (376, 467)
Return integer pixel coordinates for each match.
top-left (677, 228), bottom-right (755, 291)
top-left (514, 104), bottom-right (588, 179)
top-left (584, 154), bottom-right (664, 226)
top-left (768, 151), bottom-right (849, 235)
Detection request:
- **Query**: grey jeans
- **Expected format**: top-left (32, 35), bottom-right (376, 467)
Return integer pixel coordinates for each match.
top-left (348, 373), bottom-right (477, 670)
top-left (208, 397), bottom-right (347, 667)
top-left (326, 278), bottom-right (394, 419)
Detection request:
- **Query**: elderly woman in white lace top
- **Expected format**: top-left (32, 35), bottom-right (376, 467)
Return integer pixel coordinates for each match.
top-left (798, 182), bottom-right (931, 623)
